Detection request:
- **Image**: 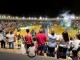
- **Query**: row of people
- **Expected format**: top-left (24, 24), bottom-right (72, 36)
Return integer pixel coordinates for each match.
top-left (23, 29), bottom-right (80, 60)
top-left (0, 28), bottom-right (80, 60)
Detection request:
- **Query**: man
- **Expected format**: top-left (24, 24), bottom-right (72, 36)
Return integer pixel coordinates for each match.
top-left (6, 31), bottom-right (15, 49)
top-left (25, 29), bottom-right (33, 53)
top-left (36, 29), bottom-right (47, 56)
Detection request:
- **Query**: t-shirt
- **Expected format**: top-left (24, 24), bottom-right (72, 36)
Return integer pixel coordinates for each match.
top-left (25, 34), bottom-right (32, 44)
top-left (36, 33), bottom-right (46, 45)
top-left (28, 46), bottom-right (36, 56)
top-left (18, 39), bottom-right (22, 45)
top-left (0, 33), bottom-right (4, 41)
top-left (59, 40), bottom-right (69, 48)
top-left (72, 39), bottom-right (80, 50)
top-left (69, 40), bottom-right (74, 48)
top-left (6, 34), bottom-right (15, 42)
top-left (48, 34), bottom-right (57, 47)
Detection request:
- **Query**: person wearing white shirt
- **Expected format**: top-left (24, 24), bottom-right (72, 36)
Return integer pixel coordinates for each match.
top-left (6, 31), bottom-right (15, 49)
top-left (0, 30), bottom-right (4, 48)
top-left (28, 43), bottom-right (36, 57)
top-left (72, 34), bottom-right (80, 60)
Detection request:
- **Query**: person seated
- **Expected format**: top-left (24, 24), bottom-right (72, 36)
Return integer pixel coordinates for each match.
top-left (28, 43), bottom-right (36, 57)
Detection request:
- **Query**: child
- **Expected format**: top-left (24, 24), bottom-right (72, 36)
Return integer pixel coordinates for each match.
top-left (33, 40), bottom-right (38, 55)
top-left (18, 38), bottom-right (22, 49)
top-left (28, 43), bottom-right (36, 57)
top-left (19, 41), bottom-right (26, 54)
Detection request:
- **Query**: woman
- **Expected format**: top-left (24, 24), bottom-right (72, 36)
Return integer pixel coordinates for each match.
top-left (47, 31), bottom-right (57, 57)
top-left (57, 31), bottom-right (69, 59)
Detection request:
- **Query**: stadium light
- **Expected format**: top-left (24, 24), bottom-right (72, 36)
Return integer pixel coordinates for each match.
top-left (45, 17), bottom-right (47, 20)
top-left (42, 18), bottom-right (45, 20)
top-left (57, 17), bottom-right (60, 19)
top-left (22, 17), bottom-right (26, 19)
top-left (16, 17), bottom-right (18, 19)
top-left (28, 17), bottom-right (31, 19)
top-left (31, 18), bottom-right (33, 19)
top-left (34, 17), bottom-right (37, 19)
top-left (39, 17), bottom-right (42, 20)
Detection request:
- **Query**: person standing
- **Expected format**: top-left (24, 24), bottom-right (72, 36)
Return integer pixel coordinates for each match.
top-left (47, 31), bottom-right (57, 57)
top-left (36, 29), bottom-right (47, 56)
top-left (18, 37), bottom-right (22, 49)
top-left (6, 31), bottom-right (15, 49)
top-left (0, 29), bottom-right (4, 48)
top-left (25, 29), bottom-right (33, 53)
top-left (57, 31), bottom-right (69, 59)
top-left (2, 31), bottom-right (6, 48)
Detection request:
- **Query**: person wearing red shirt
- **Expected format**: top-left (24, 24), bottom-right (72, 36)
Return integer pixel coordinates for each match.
top-left (36, 29), bottom-right (47, 55)
top-left (25, 29), bottom-right (33, 49)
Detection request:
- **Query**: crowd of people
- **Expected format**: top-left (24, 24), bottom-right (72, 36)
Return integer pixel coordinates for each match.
top-left (0, 20), bottom-right (80, 60)
top-left (0, 27), bottom-right (80, 60)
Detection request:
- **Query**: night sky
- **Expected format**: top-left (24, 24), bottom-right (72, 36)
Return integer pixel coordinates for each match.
top-left (0, 0), bottom-right (80, 17)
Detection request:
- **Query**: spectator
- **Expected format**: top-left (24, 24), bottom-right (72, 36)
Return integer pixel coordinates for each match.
top-left (36, 29), bottom-right (47, 56)
top-left (18, 37), bottom-right (22, 49)
top-left (6, 31), bottom-right (15, 49)
top-left (69, 37), bottom-right (74, 57)
top-left (0, 29), bottom-right (4, 48)
top-left (28, 43), bottom-right (36, 57)
top-left (19, 41), bottom-right (26, 54)
top-left (47, 31), bottom-right (57, 57)
top-left (72, 34), bottom-right (80, 60)
top-left (25, 29), bottom-right (33, 53)
top-left (57, 31), bottom-right (69, 59)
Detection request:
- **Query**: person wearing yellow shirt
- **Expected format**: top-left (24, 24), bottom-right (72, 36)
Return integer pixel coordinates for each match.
top-left (18, 38), bottom-right (22, 49)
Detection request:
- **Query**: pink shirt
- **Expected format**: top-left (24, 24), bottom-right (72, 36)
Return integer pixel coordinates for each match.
top-left (25, 34), bottom-right (32, 44)
top-left (36, 33), bottom-right (46, 45)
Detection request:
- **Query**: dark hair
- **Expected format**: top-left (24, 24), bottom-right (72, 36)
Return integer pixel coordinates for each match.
top-left (51, 31), bottom-right (55, 35)
top-left (76, 34), bottom-right (80, 40)
top-left (10, 31), bottom-right (13, 34)
top-left (62, 32), bottom-right (69, 41)
top-left (70, 37), bottom-right (73, 40)
top-left (26, 29), bottom-right (30, 33)
top-left (31, 43), bottom-right (34, 46)
top-left (39, 29), bottom-right (43, 33)
top-left (0, 30), bottom-right (2, 33)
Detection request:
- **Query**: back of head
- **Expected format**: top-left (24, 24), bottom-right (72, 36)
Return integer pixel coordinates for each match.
top-left (51, 31), bottom-right (55, 35)
top-left (31, 43), bottom-right (34, 47)
top-left (76, 34), bottom-right (80, 40)
top-left (39, 29), bottom-right (43, 33)
top-left (70, 37), bottom-right (73, 40)
top-left (10, 31), bottom-right (13, 34)
top-left (26, 29), bottom-right (30, 33)
top-left (62, 31), bottom-right (69, 41)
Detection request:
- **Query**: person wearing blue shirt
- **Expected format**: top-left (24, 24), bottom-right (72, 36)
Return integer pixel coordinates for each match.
top-left (47, 31), bottom-right (57, 57)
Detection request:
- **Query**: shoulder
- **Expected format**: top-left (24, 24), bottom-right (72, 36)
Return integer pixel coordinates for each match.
top-left (6, 34), bottom-right (9, 36)
top-left (13, 34), bottom-right (15, 36)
